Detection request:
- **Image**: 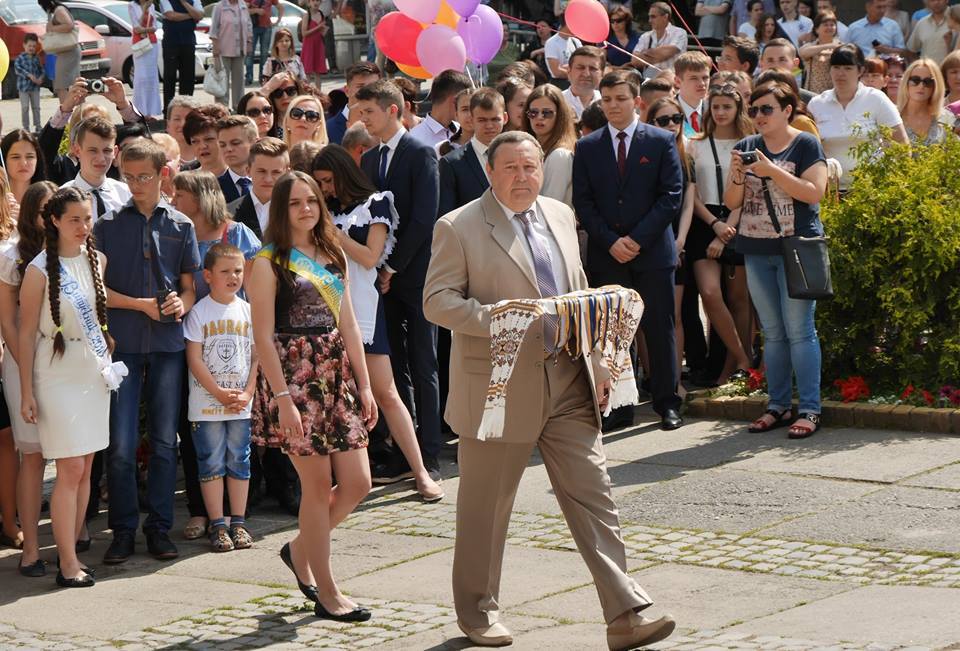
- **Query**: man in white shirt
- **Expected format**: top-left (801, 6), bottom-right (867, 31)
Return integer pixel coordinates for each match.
top-left (544, 16), bottom-right (583, 82)
top-left (61, 116), bottom-right (132, 220)
top-left (633, 2), bottom-right (688, 80)
top-left (562, 46), bottom-right (604, 120)
top-left (907, 0), bottom-right (950, 63)
top-left (230, 137), bottom-right (289, 240)
top-left (777, 0), bottom-right (814, 47)
top-left (408, 69), bottom-right (471, 149)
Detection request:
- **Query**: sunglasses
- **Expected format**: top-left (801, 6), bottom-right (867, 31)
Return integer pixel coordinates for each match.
top-left (747, 104), bottom-right (777, 117)
top-left (526, 108), bottom-right (556, 119)
top-left (611, 17), bottom-right (627, 23)
top-left (270, 86), bottom-right (298, 99)
top-left (907, 75), bottom-right (936, 88)
top-left (245, 106), bottom-right (274, 118)
top-left (654, 113), bottom-right (684, 127)
top-left (290, 106), bottom-right (321, 122)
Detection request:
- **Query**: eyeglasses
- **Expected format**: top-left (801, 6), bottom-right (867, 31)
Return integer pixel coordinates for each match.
top-left (270, 86), bottom-right (298, 99)
top-left (747, 104), bottom-right (777, 117)
top-left (526, 108), bottom-right (556, 119)
top-left (654, 113), bottom-right (684, 127)
top-left (122, 174), bottom-right (157, 185)
top-left (907, 75), bottom-right (936, 88)
top-left (245, 106), bottom-right (274, 118)
top-left (290, 107), bottom-right (321, 123)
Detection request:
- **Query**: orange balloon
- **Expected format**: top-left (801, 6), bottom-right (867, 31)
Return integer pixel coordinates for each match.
top-left (397, 62), bottom-right (433, 79)
top-left (435, 1), bottom-right (460, 28)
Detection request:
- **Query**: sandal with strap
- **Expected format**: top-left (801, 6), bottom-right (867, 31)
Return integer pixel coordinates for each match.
top-left (209, 525), bottom-right (234, 553)
top-left (748, 408), bottom-right (793, 433)
top-left (230, 525), bottom-right (253, 550)
top-left (788, 413), bottom-right (821, 439)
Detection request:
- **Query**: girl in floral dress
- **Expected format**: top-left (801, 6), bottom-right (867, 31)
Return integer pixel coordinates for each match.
top-left (248, 170), bottom-right (377, 622)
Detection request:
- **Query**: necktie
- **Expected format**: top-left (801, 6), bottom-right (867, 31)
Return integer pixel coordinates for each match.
top-left (237, 177), bottom-right (252, 196)
top-left (690, 110), bottom-right (700, 133)
top-left (616, 131), bottom-right (627, 177)
top-left (378, 145), bottom-right (390, 188)
top-left (91, 188), bottom-right (106, 219)
top-left (516, 210), bottom-right (560, 353)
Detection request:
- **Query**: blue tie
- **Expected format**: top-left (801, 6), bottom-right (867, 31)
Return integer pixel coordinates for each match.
top-left (237, 177), bottom-right (252, 196)
top-left (378, 145), bottom-right (390, 188)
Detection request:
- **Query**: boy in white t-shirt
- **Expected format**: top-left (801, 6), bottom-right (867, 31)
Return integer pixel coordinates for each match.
top-left (544, 16), bottom-right (583, 81)
top-left (184, 243), bottom-right (259, 553)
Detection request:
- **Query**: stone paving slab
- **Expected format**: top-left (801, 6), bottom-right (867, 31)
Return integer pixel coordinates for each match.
top-left (901, 461), bottom-right (960, 490)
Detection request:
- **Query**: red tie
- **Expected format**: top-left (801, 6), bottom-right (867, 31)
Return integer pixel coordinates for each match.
top-left (690, 110), bottom-right (700, 133)
top-left (617, 131), bottom-right (627, 177)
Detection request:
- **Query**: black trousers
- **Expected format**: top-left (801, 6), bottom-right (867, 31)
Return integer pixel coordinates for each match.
top-left (162, 44), bottom-right (196, 112)
top-left (591, 265), bottom-right (681, 415)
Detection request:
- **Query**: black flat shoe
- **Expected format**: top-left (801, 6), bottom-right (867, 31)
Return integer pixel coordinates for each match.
top-left (56, 556), bottom-right (96, 577)
top-left (56, 570), bottom-right (95, 588)
top-left (314, 602), bottom-right (371, 622)
top-left (0, 532), bottom-right (23, 549)
top-left (280, 542), bottom-right (318, 602)
top-left (75, 538), bottom-right (92, 553)
top-left (18, 559), bottom-right (46, 577)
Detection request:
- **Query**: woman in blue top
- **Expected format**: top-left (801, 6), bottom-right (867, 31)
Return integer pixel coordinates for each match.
top-left (724, 81), bottom-right (828, 439)
top-left (606, 6), bottom-right (640, 68)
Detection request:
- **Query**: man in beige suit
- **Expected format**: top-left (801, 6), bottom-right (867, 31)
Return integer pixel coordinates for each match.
top-left (423, 131), bottom-right (676, 650)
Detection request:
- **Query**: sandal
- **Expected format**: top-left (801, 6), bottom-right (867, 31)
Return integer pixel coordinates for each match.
top-left (748, 408), bottom-right (793, 433)
top-left (183, 516), bottom-right (208, 540)
top-left (788, 413), bottom-right (821, 439)
top-left (209, 525), bottom-right (234, 553)
top-left (230, 525), bottom-right (253, 550)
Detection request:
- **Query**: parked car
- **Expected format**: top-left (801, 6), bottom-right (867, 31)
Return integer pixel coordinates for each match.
top-left (64, 0), bottom-right (213, 86)
top-left (197, 0), bottom-right (305, 58)
top-left (0, 0), bottom-right (111, 99)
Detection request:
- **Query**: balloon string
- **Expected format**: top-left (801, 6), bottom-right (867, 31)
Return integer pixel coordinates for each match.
top-left (665, 0), bottom-right (720, 72)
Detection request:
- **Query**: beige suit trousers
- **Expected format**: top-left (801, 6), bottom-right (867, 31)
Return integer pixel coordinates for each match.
top-left (452, 353), bottom-right (653, 627)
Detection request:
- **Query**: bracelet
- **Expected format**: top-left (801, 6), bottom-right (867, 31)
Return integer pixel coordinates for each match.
top-left (709, 218), bottom-right (721, 228)
top-left (733, 178), bottom-right (745, 185)
top-left (274, 390), bottom-right (291, 399)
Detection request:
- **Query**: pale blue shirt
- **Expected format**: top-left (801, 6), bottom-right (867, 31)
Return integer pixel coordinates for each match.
top-left (846, 16), bottom-right (905, 56)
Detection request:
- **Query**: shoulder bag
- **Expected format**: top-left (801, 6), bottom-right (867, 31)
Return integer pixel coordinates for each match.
top-left (41, 28), bottom-right (79, 55)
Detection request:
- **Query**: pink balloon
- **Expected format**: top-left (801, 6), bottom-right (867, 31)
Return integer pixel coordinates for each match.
top-left (457, 5), bottom-right (503, 65)
top-left (564, 0), bottom-right (609, 43)
top-left (395, 0), bottom-right (441, 24)
top-left (416, 25), bottom-right (468, 76)
top-left (447, 0), bottom-right (480, 17)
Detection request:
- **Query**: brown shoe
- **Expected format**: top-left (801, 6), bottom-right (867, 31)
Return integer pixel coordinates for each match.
top-left (230, 524), bottom-right (253, 550)
top-left (606, 613), bottom-right (676, 650)
top-left (457, 620), bottom-right (513, 647)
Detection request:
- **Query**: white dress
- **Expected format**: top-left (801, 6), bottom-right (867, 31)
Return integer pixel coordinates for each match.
top-left (129, 2), bottom-right (162, 118)
top-left (30, 251), bottom-right (110, 459)
top-left (0, 238), bottom-right (41, 454)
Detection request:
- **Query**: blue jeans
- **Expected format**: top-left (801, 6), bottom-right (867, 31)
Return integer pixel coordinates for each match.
top-left (246, 25), bottom-right (272, 82)
top-left (108, 351), bottom-right (185, 535)
top-left (191, 419), bottom-right (251, 481)
top-left (744, 254), bottom-right (822, 414)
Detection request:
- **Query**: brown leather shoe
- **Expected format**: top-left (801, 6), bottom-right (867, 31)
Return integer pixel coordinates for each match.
top-left (457, 620), bottom-right (513, 647)
top-left (606, 613), bottom-right (676, 650)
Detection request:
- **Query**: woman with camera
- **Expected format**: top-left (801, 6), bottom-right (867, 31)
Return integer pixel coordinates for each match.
top-left (723, 81), bottom-right (828, 439)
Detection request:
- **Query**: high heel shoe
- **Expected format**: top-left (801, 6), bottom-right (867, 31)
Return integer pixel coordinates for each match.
top-left (279, 542), bottom-right (318, 602)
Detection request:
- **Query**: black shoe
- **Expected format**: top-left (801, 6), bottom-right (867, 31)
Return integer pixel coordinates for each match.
top-left (18, 559), bottom-right (46, 577)
top-left (75, 538), bottom-right (92, 553)
top-left (56, 556), bottom-right (96, 577)
top-left (660, 409), bottom-right (683, 431)
top-left (145, 531), bottom-right (179, 560)
top-left (280, 542), bottom-right (319, 602)
top-left (371, 456), bottom-right (414, 485)
top-left (602, 406), bottom-right (634, 432)
top-left (103, 533), bottom-right (135, 565)
top-left (314, 602), bottom-right (371, 622)
top-left (0, 532), bottom-right (23, 549)
top-left (56, 570), bottom-right (94, 588)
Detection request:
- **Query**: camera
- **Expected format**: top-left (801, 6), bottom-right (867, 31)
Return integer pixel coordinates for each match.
top-left (88, 78), bottom-right (107, 94)
top-left (739, 150), bottom-right (758, 165)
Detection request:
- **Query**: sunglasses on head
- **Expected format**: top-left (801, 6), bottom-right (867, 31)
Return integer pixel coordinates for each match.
top-left (907, 75), bottom-right (936, 88)
top-left (270, 86), bottom-right (298, 99)
top-left (526, 108), bottom-right (556, 119)
top-left (245, 106), bottom-right (274, 118)
top-left (747, 104), bottom-right (777, 118)
top-left (654, 113), bottom-right (684, 127)
top-left (290, 106), bottom-right (321, 122)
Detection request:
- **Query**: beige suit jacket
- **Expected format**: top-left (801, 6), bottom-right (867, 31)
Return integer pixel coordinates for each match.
top-left (423, 189), bottom-right (609, 443)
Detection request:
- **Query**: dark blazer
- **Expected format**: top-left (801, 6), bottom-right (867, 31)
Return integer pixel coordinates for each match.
top-left (218, 170), bottom-right (243, 204)
top-left (228, 194), bottom-right (261, 240)
top-left (360, 131), bottom-right (440, 292)
top-left (572, 123), bottom-right (682, 274)
top-left (40, 122), bottom-right (121, 186)
top-left (326, 110), bottom-right (348, 146)
top-left (438, 141), bottom-right (489, 219)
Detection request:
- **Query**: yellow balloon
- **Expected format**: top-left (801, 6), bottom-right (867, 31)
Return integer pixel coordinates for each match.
top-left (397, 62), bottom-right (432, 79)
top-left (435, 1), bottom-right (460, 28)
top-left (0, 39), bottom-right (9, 83)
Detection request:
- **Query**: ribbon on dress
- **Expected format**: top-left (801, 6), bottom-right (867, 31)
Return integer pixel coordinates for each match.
top-left (258, 244), bottom-right (344, 324)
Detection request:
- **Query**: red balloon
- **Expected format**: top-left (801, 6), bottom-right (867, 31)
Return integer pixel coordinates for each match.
top-left (375, 12), bottom-right (424, 66)
top-left (564, 0), bottom-right (609, 43)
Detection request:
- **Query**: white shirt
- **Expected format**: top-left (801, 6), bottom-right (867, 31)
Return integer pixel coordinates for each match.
top-left (544, 33), bottom-right (582, 78)
top-left (492, 193), bottom-right (569, 296)
top-left (907, 13), bottom-right (951, 64)
top-left (227, 168), bottom-right (251, 196)
top-left (607, 117), bottom-right (639, 160)
top-left (251, 191), bottom-right (270, 235)
top-left (409, 114), bottom-right (458, 148)
top-left (470, 136), bottom-right (490, 182)
top-left (61, 175), bottom-right (132, 221)
top-left (807, 83), bottom-right (903, 188)
top-left (679, 96), bottom-right (704, 135)
top-left (562, 87), bottom-right (601, 120)
top-left (738, 22), bottom-right (756, 38)
top-left (377, 126), bottom-right (407, 176)
top-left (689, 136), bottom-right (738, 205)
top-left (634, 24), bottom-right (688, 79)
top-left (777, 15), bottom-right (814, 47)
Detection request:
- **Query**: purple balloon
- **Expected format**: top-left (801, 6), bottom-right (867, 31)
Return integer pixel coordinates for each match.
top-left (447, 0), bottom-right (480, 17)
top-left (457, 4), bottom-right (503, 65)
top-left (416, 25), bottom-right (468, 76)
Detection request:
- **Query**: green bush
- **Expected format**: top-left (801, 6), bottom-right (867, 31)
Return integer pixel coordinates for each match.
top-left (817, 133), bottom-right (960, 392)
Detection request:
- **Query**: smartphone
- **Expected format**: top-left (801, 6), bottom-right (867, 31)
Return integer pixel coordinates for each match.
top-left (156, 290), bottom-right (176, 323)
top-left (739, 150), bottom-right (758, 165)
top-left (872, 39), bottom-right (881, 48)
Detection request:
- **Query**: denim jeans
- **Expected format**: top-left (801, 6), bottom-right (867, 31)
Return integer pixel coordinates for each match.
top-left (108, 351), bottom-right (185, 535)
top-left (246, 26), bottom-right (272, 82)
top-left (744, 254), bottom-right (822, 414)
top-left (191, 419), bottom-right (252, 481)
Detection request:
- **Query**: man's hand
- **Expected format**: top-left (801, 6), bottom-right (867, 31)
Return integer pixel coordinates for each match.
top-left (161, 291), bottom-right (185, 320)
top-left (609, 236), bottom-right (640, 264)
top-left (378, 268), bottom-right (394, 294)
top-left (63, 77), bottom-right (88, 112)
top-left (103, 77), bottom-right (128, 109)
top-left (596, 378), bottom-right (611, 411)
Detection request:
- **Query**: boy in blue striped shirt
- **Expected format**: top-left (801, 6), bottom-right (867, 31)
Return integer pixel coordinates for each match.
top-left (14, 34), bottom-right (44, 132)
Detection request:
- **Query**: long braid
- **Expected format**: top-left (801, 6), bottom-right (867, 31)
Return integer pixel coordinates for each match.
top-left (42, 204), bottom-right (66, 358)
top-left (86, 236), bottom-right (114, 353)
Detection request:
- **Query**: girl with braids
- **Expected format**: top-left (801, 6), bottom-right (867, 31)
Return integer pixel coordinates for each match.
top-left (0, 181), bottom-right (58, 574)
top-left (18, 186), bottom-right (114, 588)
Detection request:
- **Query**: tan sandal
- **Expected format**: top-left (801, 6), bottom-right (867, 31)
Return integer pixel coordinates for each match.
top-left (209, 526), bottom-right (234, 553)
top-left (417, 478), bottom-right (445, 503)
top-left (183, 516), bottom-right (208, 540)
top-left (230, 525), bottom-right (253, 550)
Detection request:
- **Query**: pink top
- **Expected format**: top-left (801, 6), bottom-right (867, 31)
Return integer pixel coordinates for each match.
top-left (211, 0), bottom-right (253, 57)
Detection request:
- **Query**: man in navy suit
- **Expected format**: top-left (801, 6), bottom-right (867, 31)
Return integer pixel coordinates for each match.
top-left (355, 80), bottom-right (443, 479)
top-left (215, 115), bottom-right (256, 203)
top-left (573, 70), bottom-right (684, 430)
top-left (326, 61), bottom-right (382, 146)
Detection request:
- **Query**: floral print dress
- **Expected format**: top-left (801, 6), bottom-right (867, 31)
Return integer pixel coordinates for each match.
top-left (251, 261), bottom-right (368, 455)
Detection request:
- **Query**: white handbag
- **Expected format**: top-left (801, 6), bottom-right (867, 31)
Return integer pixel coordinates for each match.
top-left (131, 37), bottom-right (153, 58)
top-left (203, 57), bottom-right (228, 97)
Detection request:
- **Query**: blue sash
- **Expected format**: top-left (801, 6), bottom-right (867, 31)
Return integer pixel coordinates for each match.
top-left (257, 244), bottom-right (345, 323)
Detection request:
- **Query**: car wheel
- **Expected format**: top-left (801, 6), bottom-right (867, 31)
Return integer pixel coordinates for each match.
top-left (122, 57), bottom-right (134, 87)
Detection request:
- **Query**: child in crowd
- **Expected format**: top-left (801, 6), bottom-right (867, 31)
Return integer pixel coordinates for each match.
top-left (262, 28), bottom-right (305, 82)
top-left (60, 117), bottom-right (132, 220)
top-left (184, 243), bottom-right (257, 552)
top-left (14, 34), bottom-right (43, 133)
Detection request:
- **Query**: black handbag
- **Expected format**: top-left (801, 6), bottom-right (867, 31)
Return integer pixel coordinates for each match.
top-left (760, 177), bottom-right (833, 300)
